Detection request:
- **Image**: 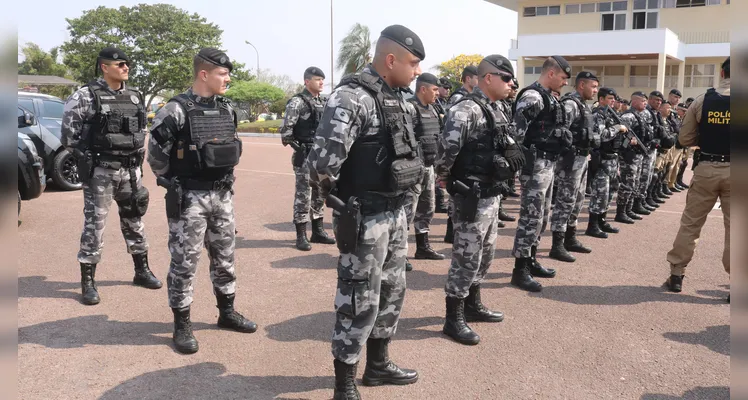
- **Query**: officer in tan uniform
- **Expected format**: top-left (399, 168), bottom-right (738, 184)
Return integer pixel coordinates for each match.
top-left (664, 57), bottom-right (730, 298)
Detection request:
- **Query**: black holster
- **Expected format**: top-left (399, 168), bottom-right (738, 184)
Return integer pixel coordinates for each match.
top-left (692, 149), bottom-right (701, 170)
top-left (75, 150), bottom-right (94, 185)
top-left (158, 176), bottom-right (184, 220)
top-left (292, 143), bottom-right (312, 168)
top-left (327, 193), bottom-right (362, 254)
top-left (521, 146), bottom-right (537, 176)
top-left (117, 167), bottom-right (149, 218)
top-left (449, 180), bottom-right (479, 223)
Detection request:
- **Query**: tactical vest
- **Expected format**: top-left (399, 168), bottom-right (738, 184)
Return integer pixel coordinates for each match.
top-left (595, 106), bottom-right (623, 154)
top-left (84, 80), bottom-right (146, 154)
top-left (514, 83), bottom-right (566, 153)
top-left (408, 98), bottom-right (442, 166)
top-left (622, 109), bottom-right (652, 144)
top-left (335, 72), bottom-right (424, 200)
top-left (451, 94), bottom-right (513, 184)
top-left (448, 87), bottom-right (469, 104)
top-left (291, 92), bottom-right (324, 143)
top-left (698, 88), bottom-right (730, 156)
top-left (168, 94), bottom-right (242, 181)
top-left (561, 93), bottom-right (597, 149)
top-left (667, 112), bottom-right (681, 135)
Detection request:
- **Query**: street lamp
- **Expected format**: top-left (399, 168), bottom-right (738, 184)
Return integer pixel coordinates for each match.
top-left (244, 40), bottom-right (260, 81)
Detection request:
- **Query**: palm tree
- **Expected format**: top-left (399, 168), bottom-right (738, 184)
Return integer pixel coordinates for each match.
top-left (336, 23), bottom-right (372, 75)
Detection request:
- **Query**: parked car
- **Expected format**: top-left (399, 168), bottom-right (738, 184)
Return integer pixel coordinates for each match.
top-left (18, 107), bottom-right (46, 216)
top-left (17, 92), bottom-right (81, 191)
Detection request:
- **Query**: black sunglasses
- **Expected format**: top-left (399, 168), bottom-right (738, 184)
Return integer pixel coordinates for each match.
top-left (108, 61), bottom-right (129, 68)
top-left (484, 72), bottom-right (513, 83)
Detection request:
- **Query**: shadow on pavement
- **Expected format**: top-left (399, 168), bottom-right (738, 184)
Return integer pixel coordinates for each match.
top-left (18, 315), bottom-right (216, 349)
top-left (98, 362), bottom-right (330, 400)
top-left (662, 325), bottom-right (729, 356)
top-left (538, 284), bottom-right (726, 306)
top-left (640, 386), bottom-right (729, 400)
top-left (270, 253), bottom-right (337, 270)
top-left (264, 221), bottom-right (333, 233)
top-left (696, 289), bottom-right (730, 299)
top-left (18, 276), bottom-right (132, 302)
top-left (406, 269), bottom-right (512, 292)
top-left (236, 237), bottom-right (297, 249)
top-left (265, 311), bottom-right (444, 343)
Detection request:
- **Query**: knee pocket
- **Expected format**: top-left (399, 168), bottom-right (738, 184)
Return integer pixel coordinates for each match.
top-left (335, 279), bottom-right (373, 319)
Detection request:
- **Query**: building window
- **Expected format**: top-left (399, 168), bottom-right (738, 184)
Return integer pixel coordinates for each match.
top-left (630, 66), bottom-right (657, 87)
top-left (524, 66), bottom-right (543, 75)
top-left (664, 65), bottom-right (680, 88)
top-left (524, 5), bottom-right (561, 16)
top-left (602, 66), bottom-right (625, 87)
top-left (634, 0), bottom-right (660, 9)
top-left (663, 0), bottom-right (720, 6)
top-left (581, 3), bottom-right (597, 12)
top-left (601, 12), bottom-right (626, 30)
top-left (567, 4), bottom-right (580, 13)
top-left (567, 2), bottom-right (625, 13)
top-left (633, 11), bottom-right (658, 29)
top-left (685, 64), bottom-right (716, 87)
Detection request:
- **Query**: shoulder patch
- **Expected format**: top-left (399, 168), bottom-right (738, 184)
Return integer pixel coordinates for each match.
top-left (332, 107), bottom-right (353, 124)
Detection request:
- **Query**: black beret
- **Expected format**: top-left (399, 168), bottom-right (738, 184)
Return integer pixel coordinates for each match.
top-left (632, 91), bottom-right (648, 99)
top-left (669, 89), bottom-right (682, 97)
top-left (98, 47), bottom-right (129, 62)
top-left (722, 56), bottom-right (730, 72)
top-left (461, 65), bottom-right (478, 79)
top-left (197, 48), bottom-right (233, 72)
top-left (598, 87), bottom-right (617, 98)
top-left (416, 72), bottom-right (438, 86)
top-left (686, 97), bottom-right (695, 103)
top-left (649, 90), bottom-right (664, 100)
top-left (551, 55), bottom-right (572, 77)
top-left (380, 24), bottom-right (425, 60)
top-left (437, 77), bottom-right (452, 89)
top-left (677, 103), bottom-right (687, 109)
top-left (304, 66), bottom-right (325, 79)
top-left (511, 78), bottom-right (519, 88)
top-left (482, 54), bottom-right (515, 77)
top-left (576, 71), bottom-right (598, 82)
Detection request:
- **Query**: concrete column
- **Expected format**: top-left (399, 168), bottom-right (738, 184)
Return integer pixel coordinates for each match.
top-left (655, 52), bottom-right (666, 93)
top-left (677, 60), bottom-right (686, 92)
top-left (623, 64), bottom-right (631, 98)
top-left (517, 57), bottom-right (525, 88)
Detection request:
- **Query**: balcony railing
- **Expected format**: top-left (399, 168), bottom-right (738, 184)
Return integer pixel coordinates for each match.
top-left (677, 31), bottom-right (729, 44)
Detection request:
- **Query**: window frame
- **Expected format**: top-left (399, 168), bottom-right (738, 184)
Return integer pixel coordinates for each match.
top-left (523, 5), bottom-right (562, 17)
top-left (601, 10), bottom-right (627, 31)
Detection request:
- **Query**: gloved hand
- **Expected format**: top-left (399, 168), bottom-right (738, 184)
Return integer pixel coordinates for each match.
top-left (555, 128), bottom-right (574, 149)
top-left (504, 142), bottom-right (526, 172)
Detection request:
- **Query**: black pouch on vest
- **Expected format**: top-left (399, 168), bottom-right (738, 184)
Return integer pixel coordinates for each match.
top-left (389, 158), bottom-right (424, 191)
top-left (106, 111), bottom-right (122, 133)
top-left (521, 147), bottom-right (536, 176)
top-left (492, 155), bottom-right (514, 181)
top-left (203, 141), bottom-right (242, 168)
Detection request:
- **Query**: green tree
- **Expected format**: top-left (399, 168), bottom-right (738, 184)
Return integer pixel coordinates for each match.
top-left (224, 80), bottom-right (285, 114)
top-left (435, 54), bottom-right (484, 91)
top-left (18, 43), bottom-right (69, 77)
top-left (61, 4), bottom-right (224, 110)
top-left (336, 23), bottom-right (372, 75)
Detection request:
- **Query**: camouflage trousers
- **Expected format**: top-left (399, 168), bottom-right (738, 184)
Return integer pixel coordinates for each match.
top-left (512, 158), bottom-right (556, 258)
top-left (331, 207), bottom-right (408, 364)
top-left (550, 154), bottom-right (588, 232)
top-left (445, 194), bottom-right (499, 298)
top-left (167, 188), bottom-right (237, 309)
top-left (588, 157), bottom-right (619, 214)
top-left (77, 166), bottom-right (148, 264)
top-left (404, 166), bottom-right (435, 234)
top-left (617, 153), bottom-right (643, 205)
top-left (292, 151), bottom-right (325, 224)
top-left (638, 149), bottom-right (657, 199)
top-left (435, 178), bottom-right (450, 210)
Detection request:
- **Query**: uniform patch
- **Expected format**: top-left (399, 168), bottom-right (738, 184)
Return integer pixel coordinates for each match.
top-left (333, 107), bottom-right (352, 124)
top-left (130, 95), bottom-right (140, 104)
top-left (383, 99), bottom-right (398, 107)
top-left (453, 111), bottom-right (469, 121)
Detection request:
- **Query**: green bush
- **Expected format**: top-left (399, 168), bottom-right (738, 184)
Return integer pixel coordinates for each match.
top-left (237, 119), bottom-right (282, 133)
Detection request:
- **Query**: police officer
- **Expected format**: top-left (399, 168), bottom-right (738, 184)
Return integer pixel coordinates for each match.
top-left (405, 73), bottom-right (445, 264)
top-left (510, 56), bottom-right (573, 292)
top-left (501, 78), bottom-right (521, 200)
top-left (586, 87), bottom-right (629, 238)
top-left (648, 101), bottom-right (677, 209)
top-left (631, 90), bottom-right (666, 216)
top-left (434, 77), bottom-right (452, 215)
top-left (446, 65), bottom-right (478, 109)
top-left (308, 25), bottom-right (423, 399)
top-left (672, 102), bottom-right (692, 191)
top-left (548, 71), bottom-right (599, 263)
top-left (148, 48), bottom-right (257, 354)
top-left (437, 55), bottom-right (524, 345)
top-left (280, 67), bottom-right (336, 251)
top-left (665, 57), bottom-right (730, 297)
top-left (62, 47), bottom-right (161, 306)
top-left (665, 89), bottom-right (685, 192)
top-left (616, 92), bottom-right (650, 224)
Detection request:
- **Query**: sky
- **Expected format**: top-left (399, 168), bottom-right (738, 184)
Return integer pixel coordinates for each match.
top-left (16, 0), bottom-right (517, 92)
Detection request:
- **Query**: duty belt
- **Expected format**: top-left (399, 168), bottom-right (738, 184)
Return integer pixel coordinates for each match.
top-left (94, 153), bottom-right (142, 168)
top-left (358, 194), bottom-right (406, 215)
top-left (455, 179), bottom-right (502, 198)
top-left (181, 178), bottom-right (234, 191)
top-left (698, 153), bottom-right (730, 163)
top-left (535, 149), bottom-right (559, 161)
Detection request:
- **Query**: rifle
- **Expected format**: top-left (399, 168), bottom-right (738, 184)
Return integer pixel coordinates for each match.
top-left (607, 106), bottom-right (646, 154)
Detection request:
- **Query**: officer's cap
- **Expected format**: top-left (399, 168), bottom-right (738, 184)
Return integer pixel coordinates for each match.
top-left (461, 65), bottom-right (479, 79)
top-left (482, 54), bottom-right (515, 77)
top-left (686, 97), bottom-right (695, 104)
top-left (550, 55), bottom-right (572, 78)
top-left (98, 47), bottom-right (129, 62)
top-left (304, 66), bottom-right (325, 79)
top-left (416, 72), bottom-right (438, 86)
top-left (631, 91), bottom-right (648, 99)
top-left (679, 102), bottom-right (689, 109)
top-left (598, 87), bottom-right (617, 98)
top-left (649, 90), bottom-right (664, 101)
top-left (576, 71), bottom-right (598, 83)
top-left (437, 77), bottom-right (452, 89)
top-left (669, 89), bottom-right (682, 98)
top-left (511, 78), bottom-right (519, 89)
top-left (380, 24), bottom-right (425, 60)
top-left (197, 48), bottom-right (233, 72)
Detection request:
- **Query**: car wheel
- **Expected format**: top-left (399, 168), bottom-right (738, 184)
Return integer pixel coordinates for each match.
top-left (52, 150), bottom-right (83, 191)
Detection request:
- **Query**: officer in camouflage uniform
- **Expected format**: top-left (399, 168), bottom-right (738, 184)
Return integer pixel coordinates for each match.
top-left (548, 71), bottom-right (599, 263)
top-left (307, 25), bottom-right (423, 400)
top-left (630, 90), bottom-right (665, 216)
top-left (616, 92), bottom-right (651, 224)
top-left (404, 73), bottom-right (445, 265)
top-left (664, 89), bottom-right (686, 193)
top-left (437, 55), bottom-right (524, 346)
top-left (434, 77), bottom-right (451, 214)
top-left (446, 65), bottom-right (478, 109)
top-left (586, 87), bottom-right (630, 238)
top-left (279, 66), bottom-right (336, 251)
top-left (647, 101), bottom-right (678, 209)
top-left (62, 47), bottom-right (162, 306)
top-left (148, 48), bottom-right (257, 355)
top-left (509, 56), bottom-right (573, 293)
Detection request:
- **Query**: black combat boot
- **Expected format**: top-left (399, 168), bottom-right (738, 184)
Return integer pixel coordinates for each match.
top-left (295, 222), bottom-right (312, 251)
top-left (626, 199), bottom-right (643, 220)
top-left (599, 212), bottom-right (619, 233)
top-left (333, 359), bottom-right (361, 400)
top-left (216, 293), bottom-right (258, 333)
top-left (585, 213), bottom-right (608, 239)
top-left (362, 338), bottom-right (419, 386)
top-left (310, 218), bottom-right (336, 244)
top-left (172, 306), bottom-right (198, 354)
top-left (414, 233), bottom-right (445, 260)
top-left (405, 259), bottom-right (413, 272)
top-left (444, 217), bottom-right (454, 244)
top-left (632, 199), bottom-right (651, 215)
top-left (549, 231), bottom-right (576, 262)
top-left (661, 181), bottom-right (674, 196)
top-left (676, 163), bottom-right (689, 189)
top-left (507, 177), bottom-right (520, 197)
top-left (645, 190), bottom-right (660, 209)
top-left (80, 263), bottom-right (100, 305)
top-left (442, 296), bottom-right (480, 345)
top-left (531, 245), bottom-right (556, 278)
top-left (565, 226), bottom-right (592, 253)
top-left (511, 258), bottom-right (543, 292)
top-left (670, 183), bottom-right (682, 193)
top-left (656, 182), bottom-right (670, 200)
top-left (498, 205), bottom-right (516, 222)
top-left (665, 274), bottom-right (684, 293)
top-left (614, 202), bottom-right (634, 224)
top-left (497, 220), bottom-right (506, 228)
top-left (132, 253), bottom-right (163, 289)
top-left (464, 284), bottom-right (504, 322)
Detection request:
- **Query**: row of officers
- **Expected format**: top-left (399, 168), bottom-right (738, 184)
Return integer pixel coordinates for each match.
top-left (60, 23), bottom-right (729, 400)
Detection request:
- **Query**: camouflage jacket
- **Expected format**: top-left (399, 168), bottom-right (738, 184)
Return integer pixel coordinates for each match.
top-left (592, 105), bottom-right (625, 144)
top-left (513, 81), bottom-right (556, 145)
top-left (619, 108), bottom-right (650, 140)
top-left (279, 88), bottom-right (325, 145)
